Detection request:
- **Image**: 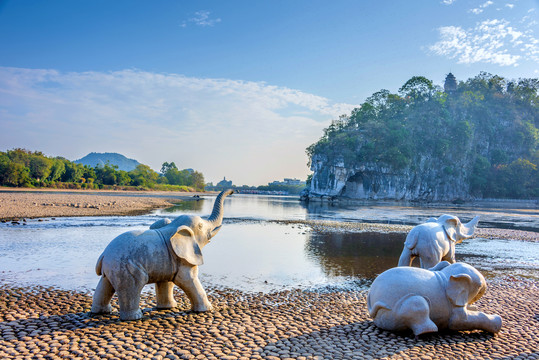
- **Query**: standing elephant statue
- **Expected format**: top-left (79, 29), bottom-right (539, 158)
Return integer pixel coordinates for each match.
top-left (398, 214), bottom-right (480, 269)
top-left (367, 261), bottom-right (502, 337)
top-left (91, 189), bottom-right (234, 320)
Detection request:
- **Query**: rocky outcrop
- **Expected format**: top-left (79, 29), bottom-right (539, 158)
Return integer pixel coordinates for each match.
top-left (308, 154), bottom-right (472, 202)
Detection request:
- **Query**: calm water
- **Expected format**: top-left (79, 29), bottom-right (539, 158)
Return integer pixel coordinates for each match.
top-left (0, 194), bottom-right (537, 292)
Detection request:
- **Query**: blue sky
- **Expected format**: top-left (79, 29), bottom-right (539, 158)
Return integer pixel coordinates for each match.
top-left (0, 0), bottom-right (538, 185)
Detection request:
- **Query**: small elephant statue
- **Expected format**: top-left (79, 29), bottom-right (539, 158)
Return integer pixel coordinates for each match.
top-left (91, 189), bottom-right (233, 320)
top-left (367, 261), bottom-right (502, 337)
top-left (398, 214), bottom-right (480, 269)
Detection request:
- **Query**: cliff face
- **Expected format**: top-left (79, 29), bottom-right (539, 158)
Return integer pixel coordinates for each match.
top-left (306, 74), bottom-right (539, 201)
top-left (309, 154), bottom-right (472, 201)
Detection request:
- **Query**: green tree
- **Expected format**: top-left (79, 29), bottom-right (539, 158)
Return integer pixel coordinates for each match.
top-left (62, 161), bottom-right (84, 182)
top-left (48, 159), bottom-right (66, 182)
top-left (29, 155), bottom-right (52, 181)
top-left (129, 164), bottom-right (159, 187)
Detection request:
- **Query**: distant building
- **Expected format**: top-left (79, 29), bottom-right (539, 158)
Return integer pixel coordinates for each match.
top-left (217, 177), bottom-right (233, 188)
top-left (444, 72), bottom-right (457, 93)
top-left (269, 178), bottom-right (306, 186)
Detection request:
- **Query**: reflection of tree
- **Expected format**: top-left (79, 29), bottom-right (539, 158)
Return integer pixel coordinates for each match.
top-left (305, 232), bottom-right (406, 279)
top-left (162, 199), bottom-right (204, 213)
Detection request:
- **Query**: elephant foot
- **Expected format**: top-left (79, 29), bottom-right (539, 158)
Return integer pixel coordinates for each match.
top-left (90, 303), bottom-right (112, 315)
top-left (399, 295), bottom-right (438, 336)
top-left (410, 319), bottom-right (438, 337)
top-left (486, 315), bottom-right (503, 333)
top-left (156, 298), bottom-right (178, 310)
top-left (191, 302), bottom-right (213, 313)
top-left (119, 309), bottom-right (143, 321)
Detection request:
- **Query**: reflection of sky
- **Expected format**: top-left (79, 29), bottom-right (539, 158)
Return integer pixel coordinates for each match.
top-left (0, 195), bottom-right (537, 292)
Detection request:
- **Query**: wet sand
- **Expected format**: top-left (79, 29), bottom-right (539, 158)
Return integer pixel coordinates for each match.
top-left (0, 277), bottom-right (537, 359)
top-left (0, 189), bottom-right (206, 220)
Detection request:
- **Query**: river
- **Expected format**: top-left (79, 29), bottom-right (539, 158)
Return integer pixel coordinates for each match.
top-left (0, 194), bottom-right (537, 292)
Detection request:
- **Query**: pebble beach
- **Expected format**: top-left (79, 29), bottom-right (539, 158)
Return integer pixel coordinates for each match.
top-left (0, 189), bottom-right (538, 359)
top-left (0, 278), bottom-right (537, 360)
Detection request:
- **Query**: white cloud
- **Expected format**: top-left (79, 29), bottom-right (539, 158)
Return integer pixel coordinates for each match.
top-left (442, 0), bottom-right (456, 4)
top-left (0, 67), bottom-right (357, 185)
top-left (429, 18), bottom-right (538, 66)
top-left (469, 1), bottom-right (494, 15)
top-left (505, 4), bottom-right (515, 9)
top-left (181, 10), bottom-right (221, 28)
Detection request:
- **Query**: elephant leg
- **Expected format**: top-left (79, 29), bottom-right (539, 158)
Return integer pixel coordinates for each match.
top-left (398, 247), bottom-right (414, 266)
top-left (155, 281), bottom-right (178, 309)
top-left (398, 295), bottom-right (438, 337)
top-left (441, 243), bottom-right (456, 263)
top-left (117, 285), bottom-right (144, 321)
top-left (91, 276), bottom-right (115, 314)
top-left (449, 309), bottom-right (502, 333)
top-left (174, 265), bottom-right (212, 312)
top-left (419, 249), bottom-right (442, 269)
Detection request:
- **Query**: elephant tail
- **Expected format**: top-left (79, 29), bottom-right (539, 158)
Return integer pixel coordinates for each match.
top-left (95, 253), bottom-right (104, 276)
top-left (404, 228), bottom-right (418, 250)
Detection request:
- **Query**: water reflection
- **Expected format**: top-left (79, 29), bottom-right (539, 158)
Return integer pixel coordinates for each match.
top-left (305, 232), bottom-right (406, 279)
top-left (161, 199), bottom-right (204, 213)
top-left (0, 195), bottom-right (537, 292)
top-left (153, 194), bottom-right (539, 231)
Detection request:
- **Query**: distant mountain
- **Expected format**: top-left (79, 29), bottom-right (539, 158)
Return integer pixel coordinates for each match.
top-left (74, 152), bottom-right (141, 172)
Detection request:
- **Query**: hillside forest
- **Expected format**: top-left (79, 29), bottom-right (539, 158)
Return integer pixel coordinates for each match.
top-left (0, 149), bottom-right (206, 191)
top-left (307, 72), bottom-right (539, 199)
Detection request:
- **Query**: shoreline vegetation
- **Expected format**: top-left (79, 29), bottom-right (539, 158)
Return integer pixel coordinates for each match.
top-left (0, 188), bottom-right (538, 358)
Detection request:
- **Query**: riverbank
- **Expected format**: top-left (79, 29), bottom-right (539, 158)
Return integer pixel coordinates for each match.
top-left (0, 188), bottom-right (208, 220)
top-left (0, 276), bottom-right (537, 359)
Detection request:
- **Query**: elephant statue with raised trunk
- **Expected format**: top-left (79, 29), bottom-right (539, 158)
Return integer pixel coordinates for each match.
top-left (398, 214), bottom-right (480, 269)
top-left (367, 261), bottom-right (502, 337)
top-left (91, 189), bottom-right (233, 320)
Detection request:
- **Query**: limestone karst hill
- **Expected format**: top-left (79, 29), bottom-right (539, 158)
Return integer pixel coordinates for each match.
top-left (306, 73), bottom-right (539, 201)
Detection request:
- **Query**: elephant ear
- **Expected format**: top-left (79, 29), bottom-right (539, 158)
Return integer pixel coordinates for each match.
top-left (169, 225), bottom-right (203, 266)
top-left (447, 274), bottom-right (472, 307)
top-left (442, 217), bottom-right (459, 242)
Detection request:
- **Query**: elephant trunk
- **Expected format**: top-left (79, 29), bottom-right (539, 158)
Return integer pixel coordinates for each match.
top-left (457, 215), bottom-right (480, 239)
top-left (207, 189), bottom-right (234, 228)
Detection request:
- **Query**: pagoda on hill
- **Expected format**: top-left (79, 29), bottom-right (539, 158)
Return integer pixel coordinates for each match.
top-left (444, 72), bottom-right (457, 93)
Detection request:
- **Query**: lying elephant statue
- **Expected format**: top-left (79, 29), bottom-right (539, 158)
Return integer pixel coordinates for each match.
top-left (91, 189), bottom-right (233, 320)
top-left (398, 214), bottom-right (480, 269)
top-left (367, 261), bottom-right (502, 337)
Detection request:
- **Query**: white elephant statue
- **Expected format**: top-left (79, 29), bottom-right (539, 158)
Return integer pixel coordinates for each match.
top-left (398, 214), bottom-right (480, 269)
top-left (91, 189), bottom-right (233, 320)
top-left (367, 261), bottom-right (502, 337)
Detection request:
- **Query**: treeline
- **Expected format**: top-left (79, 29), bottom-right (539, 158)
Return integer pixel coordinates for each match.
top-left (208, 183), bottom-right (306, 194)
top-left (307, 72), bottom-right (539, 199)
top-left (0, 149), bottom-right (205, 191)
